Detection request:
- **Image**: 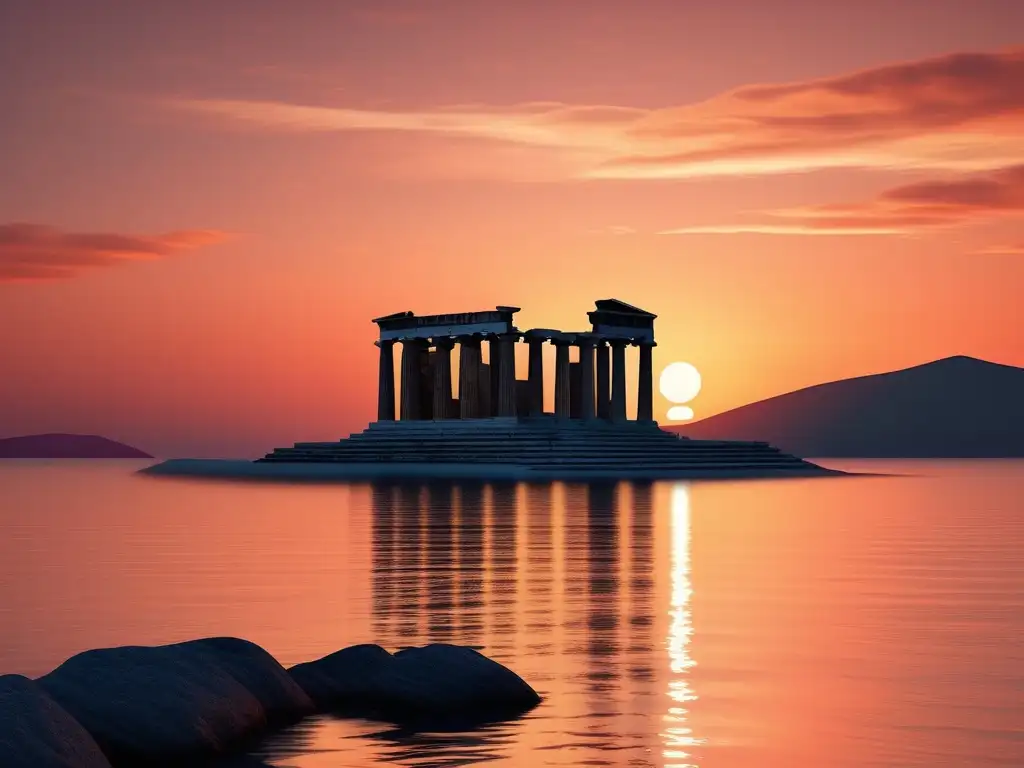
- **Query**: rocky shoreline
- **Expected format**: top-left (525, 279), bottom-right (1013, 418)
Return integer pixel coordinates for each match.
top-left (0, 638), bottom-right (541, 767)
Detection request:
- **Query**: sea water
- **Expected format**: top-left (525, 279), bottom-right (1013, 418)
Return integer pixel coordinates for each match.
top-left (1, 459), bottom-right (1022, 767)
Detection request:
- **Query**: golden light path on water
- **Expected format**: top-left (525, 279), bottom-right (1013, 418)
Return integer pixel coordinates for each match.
top-left (663, 483), bottom-right (703, 767)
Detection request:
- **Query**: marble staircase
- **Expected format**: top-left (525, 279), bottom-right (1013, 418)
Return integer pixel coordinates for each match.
top-left (257, 417), bottom-right (827, 476)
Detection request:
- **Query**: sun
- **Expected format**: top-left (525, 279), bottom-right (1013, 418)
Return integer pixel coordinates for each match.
top-left (660, 362), bottom-right (702, 421)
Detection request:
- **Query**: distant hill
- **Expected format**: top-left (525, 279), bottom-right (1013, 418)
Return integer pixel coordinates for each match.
top-left (0, 434), bottom-right (152, 459)
top-left (669, 356), bottom-right (1024, 457)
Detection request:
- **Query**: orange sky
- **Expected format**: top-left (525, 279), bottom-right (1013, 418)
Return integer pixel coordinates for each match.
top-left (0, 0), bottom-right (1022, 457)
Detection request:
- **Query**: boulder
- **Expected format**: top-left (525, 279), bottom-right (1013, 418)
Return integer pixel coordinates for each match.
top-left (37, 637), bottom-right (312, 765)
top-left (288, 643), bottom-right (540, 723)
top-left (179, 637), bottom-right (314, 723)
top-left (287, 643), bottom-right (394, 711)
top-left (0, 674), bottom-right (111, 768)
top-left (374, 644), bottom-right (541, 721)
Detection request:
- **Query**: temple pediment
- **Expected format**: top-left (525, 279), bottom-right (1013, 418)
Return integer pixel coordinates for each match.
top-left (593, 299), bottom-right (656, 318)
top-left (371, 310), bottom-right (414, 323)
top-left (588, 298), bottom-right (656, 342)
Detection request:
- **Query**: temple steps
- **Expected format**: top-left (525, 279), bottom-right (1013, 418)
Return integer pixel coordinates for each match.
top-left (268, 444), bottom-right (793, 457)
top-left (256, 418), bottom-right (823, 476)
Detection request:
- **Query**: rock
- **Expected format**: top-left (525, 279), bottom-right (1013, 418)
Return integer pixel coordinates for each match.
top-left (287, 644), bottom-right (394, 710)
top-left (37, 637), bottom-right (312, 765)
top-left (19, 636), bottom-right (538, 765)
top-left (180, 637), bottom-right (315, 723)
top-left (374, 644), bottom-right (541, 721)
top-left (288, 643), bottom-right (540, 723)
top-left (0, 674), bottom-right (111, 768)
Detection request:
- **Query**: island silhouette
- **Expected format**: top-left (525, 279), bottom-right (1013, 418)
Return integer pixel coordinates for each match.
top-left (0, 434), bottom-right (152, 459)
top-left (669, 355), bottom-right (1024, 457)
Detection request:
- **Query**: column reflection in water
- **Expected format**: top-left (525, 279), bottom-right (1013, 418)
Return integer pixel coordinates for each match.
top-left (585, 482), bottom-right (620, 703)
top-left (370, 484), bottom-right (397, 639)
top-left (395, 484), bottom-right (425, 642)
top-left (424, 483), bottom-right (457, 642)
top-left (662, 482), bottom-right (702, 767)
top-left (458, 483), bottom-right (485, 646)
top-left (524, 483), bottom-right (554, 657)
top-left (370, 481), bottom-right (498, 650)
top-left (629, 482), bottom-right (655, 682)
top-left (489, 482), bottom-right (519, 656)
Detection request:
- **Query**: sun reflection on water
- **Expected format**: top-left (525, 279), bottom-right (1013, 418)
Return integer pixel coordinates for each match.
top-left (663, 482), bottom-right (703, 767)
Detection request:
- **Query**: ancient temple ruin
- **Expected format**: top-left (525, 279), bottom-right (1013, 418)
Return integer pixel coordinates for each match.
top-left (371, 299), bottom-right (657, 424)
top-left (254, 299), bottom-right (832, 479)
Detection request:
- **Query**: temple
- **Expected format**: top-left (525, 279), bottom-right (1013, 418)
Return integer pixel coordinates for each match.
top-left (368, 299), bottom-right (656, 424)
top-left (253, 299), bottom-right (834, 479)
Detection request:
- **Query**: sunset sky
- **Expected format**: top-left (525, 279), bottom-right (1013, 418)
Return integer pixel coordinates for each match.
top-left (1, 0), bottom-right (1022, 457)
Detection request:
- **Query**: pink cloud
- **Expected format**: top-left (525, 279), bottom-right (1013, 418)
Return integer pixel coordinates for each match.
top-left (170, 46), bottom-right (1024, 180)
top-left (608, 48), bottom-right (1024, 177)
top-left (662, 165), bottom-right (1024, 236)
top-left (0, 223), bottom-right (232, 282)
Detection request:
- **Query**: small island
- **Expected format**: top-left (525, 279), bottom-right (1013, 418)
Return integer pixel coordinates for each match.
top-left (0, 434), bottom-right (152, 459)
top-left (145, 299), bottom-right (836, 481)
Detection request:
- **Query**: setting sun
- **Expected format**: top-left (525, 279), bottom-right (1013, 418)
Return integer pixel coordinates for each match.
top-left (661, 362), bottom-right (702, 421)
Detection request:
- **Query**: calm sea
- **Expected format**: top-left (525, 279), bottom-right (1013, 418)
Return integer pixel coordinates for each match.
top-left (1, 460), bottom-right (1023, 767)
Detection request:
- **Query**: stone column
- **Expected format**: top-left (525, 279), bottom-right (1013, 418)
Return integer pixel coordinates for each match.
top-left (488, 336), bottom-right (502, 417)
top-left (636, 341), bottom-right (656, 423)
top-left (609, 339), bottom-right (628, 423)
top-left (526, 333), bottom-right (545, 417)
top-left (595, 339), bottom-right (610, 420)
top-left (458, 336), bottom-right (481, 419)
top-left (400, 338), bottom-right (425, 420)
top-left (553, 338), bottom-right (572, 419)
top-left (432, 338), bottom-right (454, 420)
top-left (496, 333), bottom-right (518, 417)
top-left (577, 335), bottom-right (596, 420)
top-left (376, 339), bottom-right (396, 421)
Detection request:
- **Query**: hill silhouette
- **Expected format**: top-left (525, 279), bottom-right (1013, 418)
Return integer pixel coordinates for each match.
top-left (670, 356), bottom-right (1024, 457)
top-left (0, 433), bottom-right (152, 459)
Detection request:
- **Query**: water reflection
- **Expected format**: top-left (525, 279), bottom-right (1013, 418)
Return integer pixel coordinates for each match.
top-left (630, 482), bottom-right (656, 682)
top-left (663, 483), bottom-right (701, 767)
top-left (260, 479), bottom-right (699, 767)
top-left (523, 483), bottom-right (554, 658)
top-left (583, 483), bottom-right (620, 701)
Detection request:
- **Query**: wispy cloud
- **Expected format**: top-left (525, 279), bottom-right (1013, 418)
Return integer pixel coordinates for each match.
top-left (167, 99), bottom-right (638, 168)
top-left (0, 223), bottom-right (231, 282)
top-left (168, 47), bottom-right (1024, 180)
top-left (658, 224), bottom-right (904, 236)
top-left (972, 242), bottom-right (1024, 255)
top-left (661, 164), bottom-right (1024, 236)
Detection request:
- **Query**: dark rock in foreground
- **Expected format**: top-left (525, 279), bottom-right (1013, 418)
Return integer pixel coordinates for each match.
top-left (19, 637), bottom-right (539, 767)
top-left (287, 643), bottom-right (395, 711)
top-left (0, 674), bottom-right (112, 768)
top-left (37, 638), bottom-right (313, 766)
top-left (288, 643), bottom-right (541, 722)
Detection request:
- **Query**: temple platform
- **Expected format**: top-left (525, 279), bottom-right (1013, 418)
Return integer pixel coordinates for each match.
top-left (143, 418), bottom-right (841, 481)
